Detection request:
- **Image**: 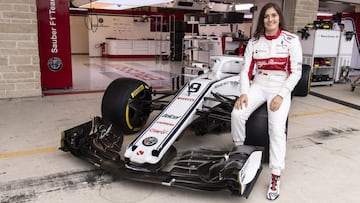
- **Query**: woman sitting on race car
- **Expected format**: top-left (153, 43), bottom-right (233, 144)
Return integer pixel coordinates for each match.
top-left (231, 2), bottom-right (303, 201)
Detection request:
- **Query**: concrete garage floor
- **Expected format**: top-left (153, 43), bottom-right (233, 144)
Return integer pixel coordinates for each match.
top-left (1, 56), bottom-right (360, 203)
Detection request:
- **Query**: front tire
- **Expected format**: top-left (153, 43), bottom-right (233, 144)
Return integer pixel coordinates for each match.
top-left (101, 78), bottom-right (152, 134)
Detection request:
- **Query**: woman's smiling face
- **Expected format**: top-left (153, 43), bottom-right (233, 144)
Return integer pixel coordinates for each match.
top-left (263, 7), bottom-right (280, 36)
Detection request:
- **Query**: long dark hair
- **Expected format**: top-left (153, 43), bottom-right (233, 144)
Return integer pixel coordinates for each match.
top-left (253, 3), bottom-right (287, 39)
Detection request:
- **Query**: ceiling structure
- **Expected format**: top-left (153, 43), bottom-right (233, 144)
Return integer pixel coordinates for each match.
top-left (319, 0), bottom-right (358, 14)
top-left (71, 0), bottom-right (174, 10)
top-left (71, 0), bottom-right (255, 13)
top-left (70, 0), bottom-right (360, 16)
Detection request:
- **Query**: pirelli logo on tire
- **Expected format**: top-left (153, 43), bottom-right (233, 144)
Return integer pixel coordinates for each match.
top-left (131, 84), bottom-right (149, 98)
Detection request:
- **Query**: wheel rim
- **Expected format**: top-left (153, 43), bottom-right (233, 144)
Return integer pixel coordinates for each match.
top-left (125, 84), bottom-right (151, 131)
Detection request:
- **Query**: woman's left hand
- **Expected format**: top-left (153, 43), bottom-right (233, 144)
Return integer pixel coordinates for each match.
top-left (270, 95), bottom-right (283, 112)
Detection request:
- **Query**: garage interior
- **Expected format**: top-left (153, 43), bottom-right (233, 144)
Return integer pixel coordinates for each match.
top-left (1, 0), bottom-right (360, 202)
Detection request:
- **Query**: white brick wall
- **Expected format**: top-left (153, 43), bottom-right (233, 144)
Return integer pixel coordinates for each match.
top-left (293, 0), bottom-right (319, 33)
top-left (0, 0), bottom-right (41, 99)
top-left (355, 5), bottom-right (360, 12)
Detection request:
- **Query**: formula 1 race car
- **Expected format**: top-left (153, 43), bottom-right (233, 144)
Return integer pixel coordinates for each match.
top-left (60, 56), bottom-right (311, 198)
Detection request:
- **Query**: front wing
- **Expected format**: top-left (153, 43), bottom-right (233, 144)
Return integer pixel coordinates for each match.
top-left (60, 118), bottom-right (263, 198)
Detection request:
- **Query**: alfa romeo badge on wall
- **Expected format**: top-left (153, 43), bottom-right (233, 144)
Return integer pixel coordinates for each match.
top-left (47, 57), bottom-right (63, 72)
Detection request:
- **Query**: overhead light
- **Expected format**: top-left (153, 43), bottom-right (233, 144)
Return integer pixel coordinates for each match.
top-left (235, 3), bottom-right (253, 11)
top-left (244, 13), bottom-right (253, 19)
top-left (317, 11), bottom-right (333, 17)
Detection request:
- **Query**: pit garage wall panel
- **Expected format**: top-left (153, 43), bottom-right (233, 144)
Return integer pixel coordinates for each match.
top-left (36, 0), bottom-right (73, 89)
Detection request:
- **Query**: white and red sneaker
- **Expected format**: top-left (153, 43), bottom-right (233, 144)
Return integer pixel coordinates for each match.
top-left (267, 174), bottom-right (280, 200)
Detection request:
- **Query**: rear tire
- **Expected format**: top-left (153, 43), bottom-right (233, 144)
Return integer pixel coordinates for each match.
top-left (244, 103), bottom-right (288, 163)
top-left (244, 103), bottom-right (269, 162)
top-left (101, 78), bottom-right (152, 134)
top-left (293, 64), bottom-right (312, 97)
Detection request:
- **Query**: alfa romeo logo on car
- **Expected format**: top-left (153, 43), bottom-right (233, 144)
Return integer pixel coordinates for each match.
top-left (142, 137), bottom-right (158, 146)
top-left (47, 57), bottom-right (63, 72)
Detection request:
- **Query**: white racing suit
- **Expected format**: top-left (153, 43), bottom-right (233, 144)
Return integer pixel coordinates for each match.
top-left (231, 29), bottom-right (303, 175)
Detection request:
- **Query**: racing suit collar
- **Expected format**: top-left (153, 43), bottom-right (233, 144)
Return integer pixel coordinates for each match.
top-left (264, 29), bottom-right (281, 40)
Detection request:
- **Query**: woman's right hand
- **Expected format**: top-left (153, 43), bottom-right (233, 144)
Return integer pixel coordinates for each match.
top-left (234, 94), bottom-right (248, 110)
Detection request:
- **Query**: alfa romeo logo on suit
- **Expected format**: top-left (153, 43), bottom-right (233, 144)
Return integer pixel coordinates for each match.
top-left (142, 137), bottom-right (158, 146)
top-left (47, 57), bottom-right (63, 72)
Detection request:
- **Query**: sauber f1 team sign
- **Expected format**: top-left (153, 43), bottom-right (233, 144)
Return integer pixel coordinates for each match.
top-left (36, 0), bottom-right (72, 89)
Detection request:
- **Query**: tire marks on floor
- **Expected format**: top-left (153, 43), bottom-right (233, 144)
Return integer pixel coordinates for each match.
top-left (0, 169), bottom-right (112, 203)
top-left (288, 127), bottom-right (360, 149)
